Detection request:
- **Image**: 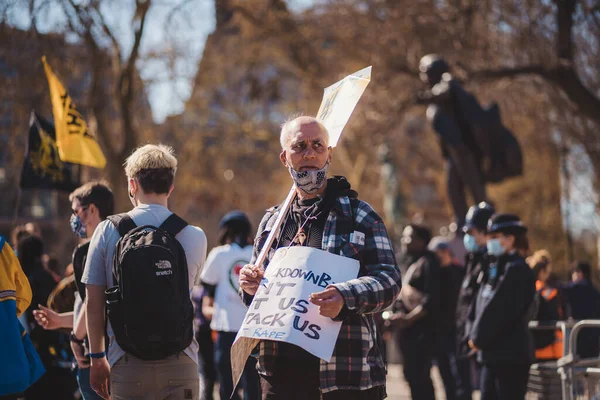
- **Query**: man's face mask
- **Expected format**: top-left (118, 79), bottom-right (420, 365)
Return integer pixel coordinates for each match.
top-left (70, 214), bottom-right (87, 239)
top-left (288, 161), bottom-right (329, 194)
top-left (463, 234), bottom-right (480, 253)
top-left (486, 238), bottom-right (505, 257)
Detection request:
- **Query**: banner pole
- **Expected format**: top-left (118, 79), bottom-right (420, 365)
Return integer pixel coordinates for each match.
top-left (229, 185), bottom-right (297, 395)
top-left (253, 185), bottom-right (297, 269)
top-left (11, 187), bottom-right (22, 231)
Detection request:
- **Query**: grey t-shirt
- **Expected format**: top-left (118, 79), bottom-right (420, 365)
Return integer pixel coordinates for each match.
top-left (81, 204), bottom-right (207, 367)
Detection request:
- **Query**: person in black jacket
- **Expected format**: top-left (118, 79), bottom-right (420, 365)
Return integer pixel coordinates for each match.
top-left (456, 202), bottom-right (495, 390)
top-left (564, 261), bottom-right (600, 358)
top-left (469, 214), bottom-right (536, 400)
top-left (392, 224), bottom-right (440, 400)
top-left (429, 237), bottom-right (469, 400)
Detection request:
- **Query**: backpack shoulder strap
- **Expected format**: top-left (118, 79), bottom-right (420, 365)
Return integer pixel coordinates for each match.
top-left (159, 213), bottom-right (188, 237)
top-left (107, 213), bottom-right (137, 237)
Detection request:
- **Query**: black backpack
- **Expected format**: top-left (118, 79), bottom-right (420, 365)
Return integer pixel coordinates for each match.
top-left (104, 213), bottom-right (194, 360)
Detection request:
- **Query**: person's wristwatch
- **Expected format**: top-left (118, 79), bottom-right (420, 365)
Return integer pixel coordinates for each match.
top-left (70, 331), bottom-right (85, 344)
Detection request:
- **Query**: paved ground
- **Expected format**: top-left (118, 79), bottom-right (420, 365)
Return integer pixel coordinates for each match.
top-left (218, 363), bottom-right (481, 399)
top-left (386, 364), bottom-right (481, 400)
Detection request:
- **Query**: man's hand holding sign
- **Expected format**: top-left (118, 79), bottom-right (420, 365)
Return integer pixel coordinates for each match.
top-left (239, 264), bottom-right (263, 296)
top-left (232, 67), bottom-right (402, 399)
top-left (309, 286), bottom-right (345, 318)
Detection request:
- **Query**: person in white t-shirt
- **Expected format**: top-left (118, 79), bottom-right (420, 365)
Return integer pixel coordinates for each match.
top-left (82, 144), bottom-right (207, 400)
top-left (200, 211), bottom-right (259, 400)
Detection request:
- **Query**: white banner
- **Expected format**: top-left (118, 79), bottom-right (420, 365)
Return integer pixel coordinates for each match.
top-left (316, 66), bottom-right (372, 147)
top-left (235, 246), bottom-right (359, 361)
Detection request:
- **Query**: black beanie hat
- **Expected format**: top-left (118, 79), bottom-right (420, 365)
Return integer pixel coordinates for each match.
top-left (487, 213), bottom-right (527, 235)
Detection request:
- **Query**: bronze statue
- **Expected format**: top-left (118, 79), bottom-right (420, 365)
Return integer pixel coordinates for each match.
top-left (415, 54), bottom-right (523, 228)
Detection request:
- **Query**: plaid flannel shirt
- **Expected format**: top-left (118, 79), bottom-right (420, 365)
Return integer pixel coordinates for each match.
top-left (242, 194), bottom-right (401, 393)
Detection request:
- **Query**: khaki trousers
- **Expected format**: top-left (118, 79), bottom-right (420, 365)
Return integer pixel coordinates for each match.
top-left (110, 353), bottom-right (199, 400)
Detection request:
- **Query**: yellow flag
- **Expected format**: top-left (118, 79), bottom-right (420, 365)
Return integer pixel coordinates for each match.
top-left (42, 56), bottom-right (106, 168)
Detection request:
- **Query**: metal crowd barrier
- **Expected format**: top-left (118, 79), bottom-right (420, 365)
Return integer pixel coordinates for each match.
top-left (527, 320), bottom-right (573, 399)
top-left (527, 320), bottom-right (600, 400)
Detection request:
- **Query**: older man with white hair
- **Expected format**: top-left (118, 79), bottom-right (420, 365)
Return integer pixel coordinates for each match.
top-left (239, 116), bottom-right (401, 400)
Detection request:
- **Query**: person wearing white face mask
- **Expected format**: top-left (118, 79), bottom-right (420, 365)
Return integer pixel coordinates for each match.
top-left (468, 213), bottom-right (536, 400)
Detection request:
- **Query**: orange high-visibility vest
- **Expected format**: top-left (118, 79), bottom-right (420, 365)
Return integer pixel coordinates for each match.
top-left (535, 281), bottom-right (564, 360)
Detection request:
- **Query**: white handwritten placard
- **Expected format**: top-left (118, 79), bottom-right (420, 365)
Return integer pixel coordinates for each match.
top-left (316, 66), bottom-right (372, 147)
top-left (235, 246), bottom-right (359, 362)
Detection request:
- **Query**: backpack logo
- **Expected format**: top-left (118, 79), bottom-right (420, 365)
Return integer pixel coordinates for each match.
top-left (156, 260), bottom-right (171, 269)
top-left (156, 260), bottom-right (173, 276)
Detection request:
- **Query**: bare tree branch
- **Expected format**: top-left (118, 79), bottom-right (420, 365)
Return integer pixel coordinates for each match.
top-left (556, 0), bottom-right (576, 61)
top-left (231, 1), bottom-right (324, 87)
top-left (470, 65), bottom-right (549, 80)
top-left (118, 0), bottom-right (151, 158)
top-left (89, 3), bottom-right (121, 63)
top-left (470, 0), bottom-right (600, 126)
top-left (165, 0), bottom-right (194, 30)
top-left (62, 0), bottom-right (90, 37)
top-left (60, 0), bottom-right (119, 161)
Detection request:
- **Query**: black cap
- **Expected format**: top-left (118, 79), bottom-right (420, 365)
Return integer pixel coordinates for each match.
top-left (487, 213), bottom-right (527, 235)
top-left (219, 210), bottom-right (250, 230)
top-left (463, 202), bottom-right (495, 233)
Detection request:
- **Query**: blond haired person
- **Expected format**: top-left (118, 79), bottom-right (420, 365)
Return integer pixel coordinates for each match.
top-left (83, 144), bottom-right (207, 400)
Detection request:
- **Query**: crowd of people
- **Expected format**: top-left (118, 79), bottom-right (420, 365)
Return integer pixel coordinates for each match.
top-left (1, 115), bottom-right (600, 400)
top-left (389, 203), bottom-right (600, 400)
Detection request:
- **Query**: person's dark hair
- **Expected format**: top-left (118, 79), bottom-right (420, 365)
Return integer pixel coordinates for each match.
top-left (218, 211), bottom-right (253, 246)
top-left (135, 168), bottom-right (175, 195)
top-left (10, 225), bottom-right (29, 248)
top-left (408, 224), bottom-right (432, 247)
top-left (513, 231), bottom-right (529, 253)
top-left (17, 235), bottom-right (44, 275)
top-left (572, 261), bottom-right (592, 281)
top-left (43, 254), bottom-right (63, 277)
top-left (69, 180), bottom-right (115, 219)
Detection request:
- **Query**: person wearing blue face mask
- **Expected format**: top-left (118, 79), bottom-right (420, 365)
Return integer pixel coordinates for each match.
top-left (456, 203), bottom-right (494, 368)
top-left (468, 213), bottom-right (536, 400)
top-left (32, 181), bottom-right (114, 400)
